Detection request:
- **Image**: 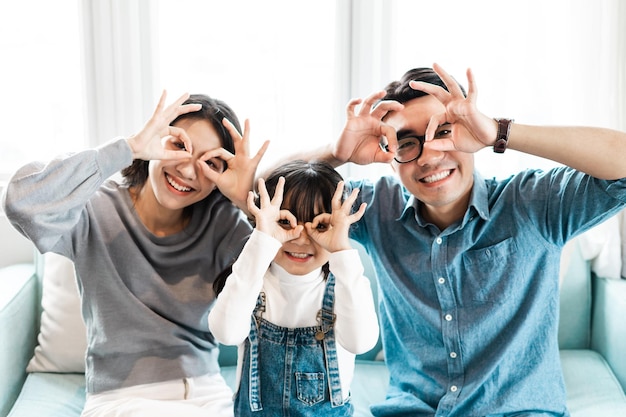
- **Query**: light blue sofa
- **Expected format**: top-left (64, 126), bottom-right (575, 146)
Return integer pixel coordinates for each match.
top-left (2, 236), bottom-right (626, 417)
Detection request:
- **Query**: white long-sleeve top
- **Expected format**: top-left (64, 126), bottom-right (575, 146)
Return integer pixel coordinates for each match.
top-left (209, 229), bottom-right (380, 398)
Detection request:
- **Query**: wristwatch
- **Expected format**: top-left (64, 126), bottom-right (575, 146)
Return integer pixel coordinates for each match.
top-left (493, 118), bottom-right (514, 153)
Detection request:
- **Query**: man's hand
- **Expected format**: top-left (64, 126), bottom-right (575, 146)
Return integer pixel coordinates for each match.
top-left (334, 92), bottom-right (404, 165)
top-left (409, 63), bottom-right (497, 154)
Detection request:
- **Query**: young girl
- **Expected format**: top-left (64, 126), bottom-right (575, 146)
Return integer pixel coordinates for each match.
top-left (208, 161), bottom-right (380, 416)
top-left (3, 92), bottom-right (267, 417)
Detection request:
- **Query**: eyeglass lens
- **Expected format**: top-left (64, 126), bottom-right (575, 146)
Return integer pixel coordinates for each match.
top-left (394, 136), bottom-right (425, 163)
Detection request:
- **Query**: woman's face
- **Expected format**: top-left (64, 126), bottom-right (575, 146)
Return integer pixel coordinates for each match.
top-left (146, 118), bottom-right (224, 212)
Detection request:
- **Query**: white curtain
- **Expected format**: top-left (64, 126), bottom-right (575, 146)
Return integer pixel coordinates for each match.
top-left (80, 0), bottom-right (156, 147)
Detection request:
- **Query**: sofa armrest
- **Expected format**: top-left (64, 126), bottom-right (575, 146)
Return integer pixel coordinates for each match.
top-left (591, 275), bottom-right (626, 392)
top-left (0, 264), bottom-right (39, 417)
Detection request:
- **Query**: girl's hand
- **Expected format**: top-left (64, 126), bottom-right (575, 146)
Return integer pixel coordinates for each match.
top-left (334, 92), bottom-right (404, 165)
top-left (247, 177), bottom-right (303, 243)
top-left (305, 181), bottom-right (366, 253)
top-left (409, 63), bottom-right (497, 154)
top-left (200, 119), bottom-right (270, 210)
top-left (126, 91), bottom-right (201, 161)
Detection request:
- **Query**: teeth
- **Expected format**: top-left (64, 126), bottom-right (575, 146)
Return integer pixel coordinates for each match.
top-left (287, 252), bottom-right (310, 259)
top-left (423, 170), bottom-right (451, 184)
top-left (166, 174), bottom-right (191, 192)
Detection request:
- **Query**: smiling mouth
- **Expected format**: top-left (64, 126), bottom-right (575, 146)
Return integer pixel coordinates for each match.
top-left (421, 170), bottom-right (452, 184)
top-left (166, 174), bottom-right (193, 192)
top-left (286, 251), bottom-right (312, 260)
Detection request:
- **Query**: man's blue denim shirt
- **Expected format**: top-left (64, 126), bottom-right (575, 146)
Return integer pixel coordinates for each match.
top-left (347, 168), bottom-right (626, 417)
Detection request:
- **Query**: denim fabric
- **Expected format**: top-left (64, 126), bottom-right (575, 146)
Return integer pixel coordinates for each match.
top-left (346, 168), bottom-right (626, 417)
top-left (234, 274), bottom-right (354, 416)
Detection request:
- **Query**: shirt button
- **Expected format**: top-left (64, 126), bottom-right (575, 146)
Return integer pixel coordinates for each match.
top-left (450, 385), bottom-right (458, 392)
top-left (438, 277), bottom-right (445, 284)
top-left (450, 352), bottom-right (457, 358)
top-left (444, 314), bottom-right (453, 321)
top-left (436, 237), bottom-right (443, 244)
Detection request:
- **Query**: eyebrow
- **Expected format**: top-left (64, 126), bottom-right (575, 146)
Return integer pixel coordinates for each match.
top-left (397, 129), bottom-right (424, 140)
top-left (397, 122), bottom-right (452, 140)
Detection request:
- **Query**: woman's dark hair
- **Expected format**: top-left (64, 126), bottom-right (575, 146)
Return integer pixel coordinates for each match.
top-left (121, 94), bottom-right (241, 188)
top-left (213, 160), bottom-right (345, 296)
top-left (382, 67), bottom-right (467, 105)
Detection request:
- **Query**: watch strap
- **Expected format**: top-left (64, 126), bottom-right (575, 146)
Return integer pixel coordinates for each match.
top-left (493, 118), bottom-right (514, 153)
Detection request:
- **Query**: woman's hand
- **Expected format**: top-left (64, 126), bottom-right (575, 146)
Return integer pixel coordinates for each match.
top-left (126, 91), bottom-right (201, 161)
top-left (200, 119), bottom-right (270, 210)
top-left (247, 177), bottom-right (303, 243)
top-left (305, 181), bottom-right (366, 253)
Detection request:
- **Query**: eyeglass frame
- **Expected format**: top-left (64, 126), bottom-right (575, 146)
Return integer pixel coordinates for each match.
top-left (379, 134), bottom-right (426, 164)
top-left (379, 122), bottom-right (453, 164)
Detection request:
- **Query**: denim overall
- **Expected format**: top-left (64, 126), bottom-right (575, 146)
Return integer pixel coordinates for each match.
top-left (233, 273), bottom-right (353, 416)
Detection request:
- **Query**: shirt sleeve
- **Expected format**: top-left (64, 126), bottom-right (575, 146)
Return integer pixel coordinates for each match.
top-left (208, 229), bottom-right (282, 345)
top-left (2, 138), bottom-right (133, 256)
top-left (329, 248), bottom-right (380, 354)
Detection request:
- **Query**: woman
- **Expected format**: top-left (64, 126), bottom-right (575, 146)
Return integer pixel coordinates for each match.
top-left (2, 92), bottom-right (268, 416)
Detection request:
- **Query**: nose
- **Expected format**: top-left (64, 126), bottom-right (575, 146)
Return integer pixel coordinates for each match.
top-left (175, 158), bottom-right (197, 180)
top-left (292, 225), bottom-right (312, 244)
top-left (416, 141), bottom-right (445, 166)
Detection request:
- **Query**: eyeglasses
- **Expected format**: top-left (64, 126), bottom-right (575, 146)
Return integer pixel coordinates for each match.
top-left (383, 123), bottom-right (453, 164)
top-left (394, 135), bottom-right (425, 164)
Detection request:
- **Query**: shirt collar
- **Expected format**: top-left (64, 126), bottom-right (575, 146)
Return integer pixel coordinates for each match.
top-left (398, 172), bottom-right (491, 227)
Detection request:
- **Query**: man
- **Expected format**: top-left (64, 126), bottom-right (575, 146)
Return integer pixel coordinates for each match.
top-left (284, 64), bottom-right (626, 416)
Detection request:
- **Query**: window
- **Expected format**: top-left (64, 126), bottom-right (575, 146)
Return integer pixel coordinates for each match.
top-left (387, 0), bottom-right (625, 179)
top-left (153, 0), bottom-right (339, 174)
top-left (0, 1), bottom-right (85, 182)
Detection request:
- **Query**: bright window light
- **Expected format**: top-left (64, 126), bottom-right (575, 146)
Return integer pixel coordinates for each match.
top-left (153, 1), bottom-right (338, 173)
top-left (0, 1), bottom-right (85, 181)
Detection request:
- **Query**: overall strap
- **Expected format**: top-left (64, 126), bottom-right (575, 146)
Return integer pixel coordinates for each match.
top-left (247, 292), bottom-right (266, 411)
top-left (318, 273), bottom-right (344, 407)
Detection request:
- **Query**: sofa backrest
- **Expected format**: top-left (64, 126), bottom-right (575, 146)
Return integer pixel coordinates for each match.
top-left (558, 239), bottom-right (593, 349)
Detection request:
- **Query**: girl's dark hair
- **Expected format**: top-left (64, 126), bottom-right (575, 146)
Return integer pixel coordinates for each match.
top-left (261, 160), bottom-right (345, 225)
top-left (382, 67), bottom-right (467, 105)
top-left (121, 94), bottom-right (241, 188)
top-left (212, 160), bottom-right (345, 296)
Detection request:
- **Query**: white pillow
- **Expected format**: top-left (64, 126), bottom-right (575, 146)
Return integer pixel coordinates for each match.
top-left (26, 252), bottom-right (87, 373)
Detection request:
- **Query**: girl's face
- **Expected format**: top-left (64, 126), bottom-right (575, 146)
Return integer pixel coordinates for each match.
top-left (273, 225), bottom-right (331, 276)
top-left (146, 118), bottom-right (224, 212)
top-left (273, 199), bottom-right (330, 276)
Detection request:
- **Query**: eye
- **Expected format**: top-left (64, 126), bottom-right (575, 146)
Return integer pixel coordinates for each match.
top-left (277, 219), bottom-right (292, 230)
top-left (397, 137), bottom-right (420, 150)
top-left (315, 223), bottom-right (329, 232)
top-left (205, 157), bottom-right (225, 173)
top-left (173, 141), bottom-right (187, 151)
top-left (434, 127), bottom-right (452, 138)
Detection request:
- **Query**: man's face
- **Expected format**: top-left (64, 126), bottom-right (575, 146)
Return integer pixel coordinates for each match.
top-left (385, 95), bottom-right (475, 222)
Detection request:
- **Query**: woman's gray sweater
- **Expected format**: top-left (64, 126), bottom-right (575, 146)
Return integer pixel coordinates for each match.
top-left (2, 138), bottom-right (252, 393)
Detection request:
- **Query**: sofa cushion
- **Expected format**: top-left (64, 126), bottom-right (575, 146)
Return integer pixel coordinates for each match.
top-left (560, 349), bottom-right (626, 416)
top-left (26, 253), bottom-right (87, 373)
top-left (7, 373), bottom-right (85, 417)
